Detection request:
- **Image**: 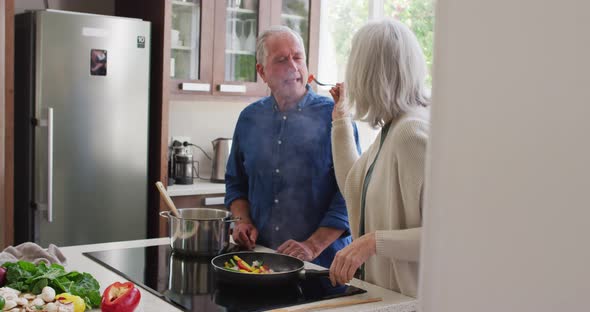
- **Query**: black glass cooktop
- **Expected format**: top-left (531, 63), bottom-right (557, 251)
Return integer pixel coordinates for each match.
top-left (83, 244), bottom-right (366, 312)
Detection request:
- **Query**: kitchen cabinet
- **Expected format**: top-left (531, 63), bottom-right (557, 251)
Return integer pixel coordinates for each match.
top-left (164, 0), bottom-right (271, 98)
top-left (118, 0), bottom-right (320, 100)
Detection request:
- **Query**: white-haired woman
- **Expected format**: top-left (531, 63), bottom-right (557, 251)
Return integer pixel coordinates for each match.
top-left (328, 18), bottom-right (430, 297)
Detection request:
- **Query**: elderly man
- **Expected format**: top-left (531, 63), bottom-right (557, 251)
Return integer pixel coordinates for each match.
top-left (224, 26), bottom-right (360, 268)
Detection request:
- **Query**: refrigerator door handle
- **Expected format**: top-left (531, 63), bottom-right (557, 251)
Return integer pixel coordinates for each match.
top-left (39, 107), bottom-right (54, 222)
top-left (47, 107), bottom-right (53, 222)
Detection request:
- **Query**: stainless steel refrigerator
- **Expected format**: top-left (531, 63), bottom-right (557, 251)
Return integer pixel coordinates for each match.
top-left (14, 10), bottom-right (151, 247)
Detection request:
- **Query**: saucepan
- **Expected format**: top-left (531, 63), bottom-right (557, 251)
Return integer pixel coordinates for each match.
top-left (168, 252), bottom-right (213, 295)
top-left (211, 251), bottom-right (330, 287)
top-left (160, 208), bottom-right (239, 256)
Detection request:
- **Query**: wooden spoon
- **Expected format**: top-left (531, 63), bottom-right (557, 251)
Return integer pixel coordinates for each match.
top-left (271, 297), bottom-right (382, 312)
top-left (155, 181), bottom-right (180, 218)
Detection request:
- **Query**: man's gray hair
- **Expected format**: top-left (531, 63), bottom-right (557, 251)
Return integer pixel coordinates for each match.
top-left (345, 19), bottom-right (431, 128)
top-left (256, 25), bottom-right (305, 66)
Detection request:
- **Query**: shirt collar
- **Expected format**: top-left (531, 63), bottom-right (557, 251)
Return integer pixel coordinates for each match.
top-left (270, 84), bottom-right (315, 112)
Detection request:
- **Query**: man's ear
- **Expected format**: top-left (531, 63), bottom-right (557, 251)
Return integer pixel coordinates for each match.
top-left (256, 63), bottom-right (266, 82)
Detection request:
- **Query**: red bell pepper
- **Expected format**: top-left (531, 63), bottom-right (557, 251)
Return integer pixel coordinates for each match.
top-left (233, 255), bottom-right (254, 272)
top-left (101, 281), bottom-right (141, 312)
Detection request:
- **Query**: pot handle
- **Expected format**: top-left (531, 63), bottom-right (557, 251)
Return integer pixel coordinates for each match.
top-left (159, 211), bottom-right (171, 218)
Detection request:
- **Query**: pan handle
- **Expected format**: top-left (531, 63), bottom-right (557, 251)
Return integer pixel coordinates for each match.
top-left (299, 269), bottom-right (330, 280)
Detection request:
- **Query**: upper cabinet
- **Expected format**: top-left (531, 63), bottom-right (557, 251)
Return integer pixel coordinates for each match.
top-left (169, 0), bottom-right (207, 82)
top-left (118, 0), bottom-right (319, 100)
top-left (168, 0), bottom-right (270, 98)
top-left (210, 0), bottom-right (271, 97)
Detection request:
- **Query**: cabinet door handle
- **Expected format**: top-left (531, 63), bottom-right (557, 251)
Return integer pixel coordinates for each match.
top-left (218, 84), bottom-right (247, 93)
top-left (180, 82), bottom-right (211, 92)
top-left (203, 197), bottom-right (224, 206)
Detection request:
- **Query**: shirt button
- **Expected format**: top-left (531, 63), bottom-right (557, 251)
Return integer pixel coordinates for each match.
top-left (275, 168), bottom-right (280, 173)
top-left (278, 140), bottom-right (282, 145)
top-left (282, 115), bottom-right (287, 120)
top-left (274, 199), bottom-right (279, 204)
top-left (275, 226), bottom-right (280, 231)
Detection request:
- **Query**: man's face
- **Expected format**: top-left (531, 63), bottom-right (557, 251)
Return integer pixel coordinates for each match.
top-left (257, 33), bottom-right (308, 101)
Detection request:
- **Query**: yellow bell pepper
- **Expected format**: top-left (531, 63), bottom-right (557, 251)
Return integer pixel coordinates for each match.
top-left (56, 293), bottom-right (86, 312)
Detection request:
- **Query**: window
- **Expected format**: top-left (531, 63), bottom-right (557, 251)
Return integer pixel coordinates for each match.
top-left (384, 0), bottom-right (435, 85)
top-left (317, 0), bottom-right (435, 150)
top-left (318, 0), bottom-right (435, 89)
top-left (317, 0), bottom-right (369, 90)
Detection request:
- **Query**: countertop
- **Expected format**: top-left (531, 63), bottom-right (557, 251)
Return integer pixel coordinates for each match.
top-left (167, 180), bottom-right (226, 196)
top-left (60, 238), bottom-right (417, 312)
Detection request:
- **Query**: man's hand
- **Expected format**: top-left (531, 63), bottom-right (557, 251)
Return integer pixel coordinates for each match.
top-left (232, 220), bottom-right (258, 250)
top-left (277, 239), bottom-right (316, 261)
top-left (329, 232), bottom-right (376, 286)
top-left (229, 199), bottom-right (257, 250)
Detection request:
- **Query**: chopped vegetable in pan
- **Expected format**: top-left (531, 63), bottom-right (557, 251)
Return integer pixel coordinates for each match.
top-left (223, 255), bottom-right (274, 274)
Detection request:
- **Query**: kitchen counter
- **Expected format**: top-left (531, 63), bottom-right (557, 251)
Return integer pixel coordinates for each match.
top-left (60, 238), bottom-right (417, 312)
top-left (167, 180), bottom-right (225, 196)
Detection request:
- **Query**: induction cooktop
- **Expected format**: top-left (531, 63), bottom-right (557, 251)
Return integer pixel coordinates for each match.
top-left (83, 244), bottom-right (366, 312)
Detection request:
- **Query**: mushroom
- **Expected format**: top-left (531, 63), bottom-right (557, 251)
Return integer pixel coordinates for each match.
top-left (3, 299), bottom-right (17, 310)
top-left (21, 293), bottom-right (36, 300)
top-left (40, 286), bottom-right (56, 303)
top-left (31, 297), bottom-right (45, 307)
top-left (15, 297), bottom-right (28, 306)
top-left (44, 302), bottom-right (58, 312)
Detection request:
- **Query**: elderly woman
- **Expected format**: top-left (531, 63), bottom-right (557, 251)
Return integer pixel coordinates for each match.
top-left (328, 18), bottom-right (430, 297)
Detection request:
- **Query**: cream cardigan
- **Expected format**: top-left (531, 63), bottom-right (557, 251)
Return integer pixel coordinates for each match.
top-left (331, 107), bottom-right (429, 297)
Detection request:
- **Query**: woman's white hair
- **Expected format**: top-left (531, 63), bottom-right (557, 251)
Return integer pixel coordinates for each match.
top-left (345, 18), bottom-right (431, 128)
top-left (256, 25), bottom-right (305, 66)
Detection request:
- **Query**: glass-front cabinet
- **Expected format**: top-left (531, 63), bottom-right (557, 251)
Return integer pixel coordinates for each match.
top-left (167, 0), bottom-right (319, 98)
top-left (212, 0), bottom-right (270, 96)
top-left (170, 0), bottom-right (200, 80)
top-left (169, 0), bottom-right (214, 95)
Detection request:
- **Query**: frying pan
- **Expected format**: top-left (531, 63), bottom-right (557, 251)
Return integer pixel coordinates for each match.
top-left (211, 251), bottom-right (330, 287)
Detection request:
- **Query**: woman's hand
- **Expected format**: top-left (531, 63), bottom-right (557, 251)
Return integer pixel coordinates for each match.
top-left (232, 220), bottom-right (258, 250)
top-left (329, 232), bottom-right (377, 286)
top-left (329, 83), bottom-right (348, 121)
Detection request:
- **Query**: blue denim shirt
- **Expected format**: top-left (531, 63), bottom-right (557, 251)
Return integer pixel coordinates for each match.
top-left (225, 86), bottom-right (360, 268)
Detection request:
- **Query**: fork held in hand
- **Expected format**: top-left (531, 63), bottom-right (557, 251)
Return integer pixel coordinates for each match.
top-left (312, 77), bottom-right (336, 87)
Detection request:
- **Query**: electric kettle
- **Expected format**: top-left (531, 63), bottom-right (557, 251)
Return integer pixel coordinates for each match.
top-left (211, 138), bottom-right (232, 183)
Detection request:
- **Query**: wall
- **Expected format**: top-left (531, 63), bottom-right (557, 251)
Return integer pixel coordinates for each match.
top-left (168, 98), bottom-right (378, 178)
top-left (15, 0), bottom-right (114, 14)
top-left (419, 0), bottom-right (590, 311)
top-left (168, 100), bottom-right (249, 178)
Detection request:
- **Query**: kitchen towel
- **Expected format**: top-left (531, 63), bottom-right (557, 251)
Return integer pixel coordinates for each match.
top-left (0, 242), bottom-right (67, 266)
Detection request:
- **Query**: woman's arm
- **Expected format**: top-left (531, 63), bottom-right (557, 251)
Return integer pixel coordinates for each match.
top-left (331, 117), bottom-right (360, 192)
top-left (376, 228), bottom-right (421, 262)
